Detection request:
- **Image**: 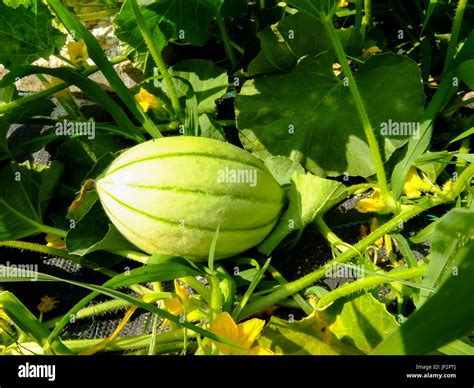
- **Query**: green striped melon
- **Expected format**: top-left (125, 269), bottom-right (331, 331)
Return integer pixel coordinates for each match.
top-left (95, 136), bottom-right (284, 261)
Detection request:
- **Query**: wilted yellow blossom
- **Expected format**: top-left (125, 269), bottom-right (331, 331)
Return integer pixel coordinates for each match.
top-left (37, 295), bottom-right (58, 315)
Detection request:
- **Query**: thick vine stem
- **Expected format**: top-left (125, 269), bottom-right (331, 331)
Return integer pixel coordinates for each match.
top-left (215, 12), bottom-right (237, 66)
top-left (317, 265), bottom-right (426, 309)
top-left (239, 163), bottom-right (473, 320)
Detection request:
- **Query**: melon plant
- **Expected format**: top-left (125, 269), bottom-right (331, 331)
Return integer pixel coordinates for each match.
top-left (95, 136), bottom-right (285, 260)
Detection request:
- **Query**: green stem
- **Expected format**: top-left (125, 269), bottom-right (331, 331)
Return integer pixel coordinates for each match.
top-left (268, 264), bottom-right (313, 315)
top-left (0, 56), bottom-right (127, 114)
top-left (239, 203), bottom-right (429, 319)
top-left (239, 164), bottom-right (474, 319)
top-left (182, 276), bottom-right (211, 304)
top-left (314, 216), bottom-right (350, 252)
top-left (317, 265), bottom-right (426, 309)
top-left (323, 16), bottom-right (395, 211)
top-left (77, 10), bottom-right (117, 21)
top-left (233, 258), bottom-right (271, 321)
top-left (108, 249), bottom-right (150, 264)
top-left (12, 330), bottom-right (196, 354)
top-left (129, 0), bottom-right (184, 123)
top-left (443, 0), bottom-right (468, 73)
top-left (361, 0), bottom-right (372, 38)
top-left (44, 292), bottom-right (172, 329)
top-left (215, 12), bottom-right (237, 66)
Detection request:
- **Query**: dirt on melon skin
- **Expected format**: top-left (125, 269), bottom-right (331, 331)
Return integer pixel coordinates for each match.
top-left (95, 136), bottom-right (285, 261)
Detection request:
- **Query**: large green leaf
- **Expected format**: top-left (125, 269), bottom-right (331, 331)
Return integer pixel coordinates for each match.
top-left (236, 53), bottom-right (425, 177)
top-left (419, 207), bottom-right (474, 305)
top-left (258, 170), bottom-right (346, 254)
top-left (171, 59), bottom-right (229, 115)
top-left (0, 161), bottom-right (63, 240)
top-left (0, 1), bottom-right (65, 68)
top-left (248, 12), bottom-right (360, 76)
top-left (373, 240), bottom-right (474, 355)
top-left (259, 293), bottom-right (397, 354)
top-left (326, 293), bottom-right (399, 353)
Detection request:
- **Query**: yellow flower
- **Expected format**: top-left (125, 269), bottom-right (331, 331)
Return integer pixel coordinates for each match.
top-left (355, 189), bottom-right (387, 213)
top-left (338, 0), bottom-right (348, 7)
top-left (37, 295), bottom-right (58, 315)
top-left (162, 279), bottom-right (201, 327)
top-left (163, 279), bottom-right (188, 316)
top-left (441, 179), bottom-right (453, 194)
top-left (45, 234), bottom-right (67, 251)
top-left (403, 168), bottom-right (432, 198)
top-left (209, 312), bottom-right (273, 355)
top-left (67, 39), bottom-right (89, 66)
top-left (135, 87), bottom-right (157, 112)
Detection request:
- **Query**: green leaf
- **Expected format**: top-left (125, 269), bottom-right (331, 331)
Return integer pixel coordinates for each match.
top-left (259, 293), bottom-right (396, 354)
top-left (114, 0), bottom-right (168, 72)
top-left (198, 114), bottom-right (226, 141)
top-left (1, 0), bottom-right (37, 11)
top-left (373, 240), bottom-right (474, 355)
top-left (459, 59), bottom-right (474, 89)
top-left (258, 171), bottom-right (346, 254)
top-left (0, 1), bottom-right (65, 68)
top-left (419, 207), bottom-right (474, 305)
top-left (263, 156), bottom-right (305, 186)
top-left (236, 53), bottom-right (425, 177)
top-left (114, 0), bottom-right (215, 71)
top-left (0, 161), bottom-right (63, 240)
top-left (221, 0), bottom-right (247, 17)
top-left (437, 339), bottom-right (474, 355)
top-left (285, 0), bottom-right (337, 21)
top-left (171, 59), bottom-right (229, 115)
top-left (325, 293), bottom-right (399, 354)
top-left (248, 12), bottom-right (360, 76)
top-left (66, 202), bottom-right (136, 256)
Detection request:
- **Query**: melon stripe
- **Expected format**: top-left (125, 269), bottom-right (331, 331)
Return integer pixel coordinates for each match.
top-left (102, 204), bottom-right (206, 260)
top-left (104, 152), bottom-right (268, 176)
top-left (99, 187), bottom-right (280, 232)
top-left (98, 182), bottom-right (283, 204)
